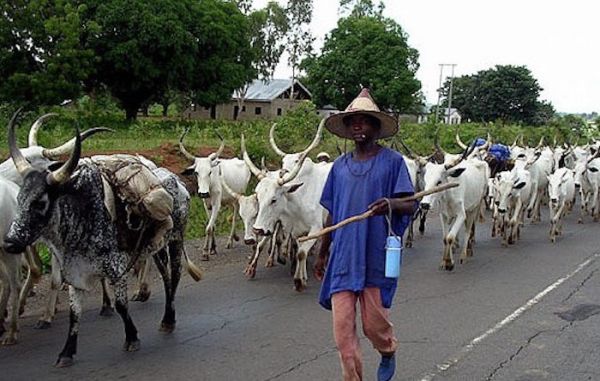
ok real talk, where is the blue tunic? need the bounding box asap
[318,147,415,310]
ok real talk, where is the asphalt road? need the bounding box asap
[2,206,600,381]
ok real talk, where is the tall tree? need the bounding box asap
[441,65,552,125]
[234,1,289,117]
[0,1,96,107]
[302,6,421,113]
[285,0,314,103]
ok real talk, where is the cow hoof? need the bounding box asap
[244,265,257,279]
[578,219,583,224]
[440,263,454,271]
[405,242,413,249]
[99,306,114,317]
[210,249,218,256]
[123,340,141,352]
[132,290,151,303]
[264,259,274,268]
[1,335,17,346]
[233,234,240,242]
[35,320,51,330]
[276,256,286,265]
[159,322,176,333]
[201,254,210,262]
[55,356,74,368]
[293,279,306,292]
[226,241,233,249]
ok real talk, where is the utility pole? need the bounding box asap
[434,63,457,124]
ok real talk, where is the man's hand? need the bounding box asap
[313,255,328,281]
[368,198,390,216]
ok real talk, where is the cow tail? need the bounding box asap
[183,249,203,282]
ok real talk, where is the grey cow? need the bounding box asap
[3,112,194,367]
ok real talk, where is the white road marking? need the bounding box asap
[420,252,600,381]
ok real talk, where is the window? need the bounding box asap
[277,108,282,116]
[255,107,262,115]
[242,106,246,112]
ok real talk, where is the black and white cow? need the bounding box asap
[3,112,194,367]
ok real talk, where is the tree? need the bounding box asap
[0,1,96,107]
[302,7,421,113]
[285,0,314,103]
[234,1,289,117]
[440,65,552,125]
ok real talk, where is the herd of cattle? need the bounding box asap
[1,110,600,367]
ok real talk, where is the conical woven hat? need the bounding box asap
[324,88,398,139]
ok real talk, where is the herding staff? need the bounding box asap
[298,182,459,242]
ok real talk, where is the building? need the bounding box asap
[183,79,312,121]
[442,108,462,124]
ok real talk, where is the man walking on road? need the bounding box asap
[314,88,417,381]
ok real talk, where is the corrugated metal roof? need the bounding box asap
[233,79,311,101]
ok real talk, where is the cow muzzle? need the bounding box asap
[420,203,430,211]
[498,208,506,214]
[244,238,257,245]
[3,236,26,255]
[198,192,210,199]
[252,227,271,236]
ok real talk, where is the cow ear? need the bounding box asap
[514,181,526,189]
[448,167,466,178]
[589,167,599,173]
[181,165,195,176]
[285,183,304,193]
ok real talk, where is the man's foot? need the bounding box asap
[377,353,395,381]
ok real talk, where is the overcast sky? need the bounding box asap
[253,0,599,114]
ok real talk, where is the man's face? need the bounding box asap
[345,114,379,143]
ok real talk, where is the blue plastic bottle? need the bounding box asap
[385,236,402,278]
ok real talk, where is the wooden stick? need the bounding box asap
[298,182,459,243]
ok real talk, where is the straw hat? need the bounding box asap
[324,88,398,140]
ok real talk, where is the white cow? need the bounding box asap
[547,167,576,242]
[584,154,600,221]
[495,163,534,246]
[420,151,488,270]
[246,120,330,291]
[180,130,251,260]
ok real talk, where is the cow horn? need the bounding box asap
[8,108,33,176]
[241,134,265,180]
[535,136,544,149]
[454,128,468,150]
[46,127,81,186]
[300,118,325,156]
[434,127,444,155]
[260,157,268,171]
[219,169,241,200]
[208,132,225,160]
[398,138,417,160]
[42,127,113,159]
[278,151,307,185]
[269,123,287,157]
[179,128,197,161]
[28,113,58,147]
[511,134,520,149]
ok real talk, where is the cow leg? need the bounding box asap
[265,223,282,267]
[0,253,22,345]
[131,259,151,302]
[459,212,476,264]
[153,248,175,332]
[18,246,42,315]
[418,209,428,235]
[55,286,84,368]
[293,239,314,292]
[404,217,415,248]
[509,199,523,244]
[245,237,268,278]
[226,203,239,249]
[99,278,114,316]
[439,214,454,271]
[112,277,140,352]
[36,256,61,329]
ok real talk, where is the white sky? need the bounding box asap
[252,0,599,114]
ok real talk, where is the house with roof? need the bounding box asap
[442,108,462,124]
[183,79,312,121]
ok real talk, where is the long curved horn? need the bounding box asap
[178,128,196,161]
[454,128,468,150]
[511,134,520,149]
[398,138,416,160]
[269,123,287,157]
[219,169,241,200]
[535,136,544,150]
[28,113,58,147]
[46,128,81,186]
[241,134,265,180]
[8,108,33,175]
[260,157,267,171]
[208,132,225,160]
[300,118,325,155]
[42,127,113,159]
